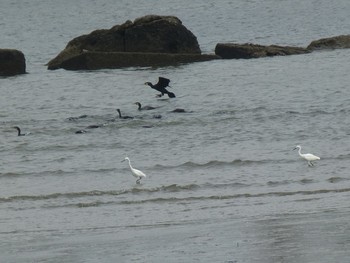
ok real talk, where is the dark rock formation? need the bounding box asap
[307,35,350,50]
[215,43,309,59]
[47,15,207,70]
[0,49,26,76]
[56,51,219,70]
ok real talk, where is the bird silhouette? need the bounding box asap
[145,77,176,98]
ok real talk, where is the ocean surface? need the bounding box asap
[1,1,350,262]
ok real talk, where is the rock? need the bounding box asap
[307,35,350,50]
[215,43,310,59]
[54,51,219,70]
[47,15,206,70]
[0,49,26,76]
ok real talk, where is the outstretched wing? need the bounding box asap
[156,77,170,89]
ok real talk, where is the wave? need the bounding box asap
[0,167,117,179]
[115,187,350,205]
[152,158,286,170]
[0,183,201,203]
[3,179,349,207]
[0,172,23,178]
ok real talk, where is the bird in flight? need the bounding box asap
[145,77,176,98]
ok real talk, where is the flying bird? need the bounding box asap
[293,145,320,167]
[122,157,147,184]
[145,77,176,98]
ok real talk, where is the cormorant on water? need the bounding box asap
[171,108,186,113]
[67,115,88,121]
[75,129,86,134]
[86,124,102,129]
[13,126,28,136]
[117,109,134,119]
[145,77,176,98]
[134,102,156,111]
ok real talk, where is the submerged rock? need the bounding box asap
[215,43,309,59]
[47,15,215,70]
[0,49,26,76]
[307,35,350,50]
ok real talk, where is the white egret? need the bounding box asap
[293,145,320,166]
[122,157,146,184]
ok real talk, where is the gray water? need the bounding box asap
[1,1,350,262]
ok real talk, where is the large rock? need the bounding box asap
[307,35,350,50]
[57,51,219,70]
[215,43,309,59]
[47,15,204,70]
[0,49,26,76]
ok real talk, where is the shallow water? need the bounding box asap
[1,0,350,262]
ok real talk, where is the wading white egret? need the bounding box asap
[293,145,320,166]
[122,157,146,184]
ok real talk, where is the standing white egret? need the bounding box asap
[122,157,146,184]
[293,145,320,166]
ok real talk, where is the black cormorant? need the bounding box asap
[117,109,134,119]
[134,102,156,111]
[86,124,101,129]
[75,130,86,134]
[67,115,88,121]
[145,77,176,98]
[171,108,186,113]
[13,126,27,136]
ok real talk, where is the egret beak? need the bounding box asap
[121,159,125,162]
[293,147,297,150]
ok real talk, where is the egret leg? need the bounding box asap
[308,161,314,167]
[136,178,141,184]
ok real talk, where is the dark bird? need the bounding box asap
[117,109,134,119]
[75,130,86,134]
[134,102,156,111]
[13,126,28,136]
[171,108,186,113]
[145,77,176,98]
[67,115,88,121]
[86,124,102,129]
